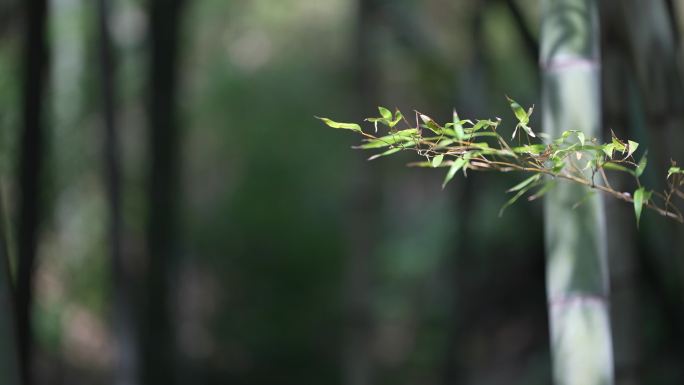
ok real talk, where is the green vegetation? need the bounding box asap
[319,97,684,227]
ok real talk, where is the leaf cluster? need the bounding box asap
[318,98,684,227]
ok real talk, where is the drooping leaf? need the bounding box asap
[602,162,635,176]
[528,181,556,201]
[442,156,468,189]
[432,154,444,168]
[317,117,362,132]
[633,187,652,227]
[519,123,536,138]
[506,174,541,193]
[368,147,403,160]
[635,152,648,177]
[499,179,539,217]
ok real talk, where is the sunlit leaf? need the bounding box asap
[611,137,626,153]
[390,110,404,127]
[316,117,362,132]
[378,106,393,121]
[519,123,536,138]
[506,96,529,124]
[627,140,638,158]
[432,154,444,168]
[602,143,615,158]
[633,187,652,227]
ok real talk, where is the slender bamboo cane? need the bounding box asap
[540,1,614,384]
[0,188,19,384]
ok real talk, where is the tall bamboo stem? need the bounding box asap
[540,1,614,384]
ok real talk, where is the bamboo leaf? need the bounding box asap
[602,162,635,176]
[506,96,529,124]
[442,156,468,189]
[528,181,556,201]
[668,166,683,179]
[378,106,393,120]
[317,117,362,133]
[627,140,638,158]
[512,144,546,155]
[368,147,403,161]
[499,180,539,217]
[636,152,648,177]
[420,114,443,134]
[633,187,652,227]
[390,110,404,127]
[602,143,615,158]
[506,174,541,193]
[452,110,465,140]
[432,154,444,168]
[519,123,536,138]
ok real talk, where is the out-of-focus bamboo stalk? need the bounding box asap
[540,1,614,384]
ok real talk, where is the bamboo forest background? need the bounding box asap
[1,0,684,384]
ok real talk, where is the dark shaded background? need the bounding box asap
[0,0,683,384]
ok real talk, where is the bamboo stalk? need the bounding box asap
[540,0,615,384]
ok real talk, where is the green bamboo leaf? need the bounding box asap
[432,154,444,168]
[512,144,546,155]
[467,132,499,138]
[358,136,414,149]
[506,174,541,193]
[316,117,362,133]
[368,147,403,161]
[378,106,393,120]
[602,143,615,158]
[668,166,683,179]
[452,110,465,140]
[627,140,638,158]
[633,187,652,227]
[635,152,648,177]
[577,132,585,146]
[499,180,539,217]
[602,162,635,176]
[390,110,404,127]
[528,181,556,201]
[420,114,443,134]
[506,96,529,124]
[442,156,468,189]
[519,123,536,138]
